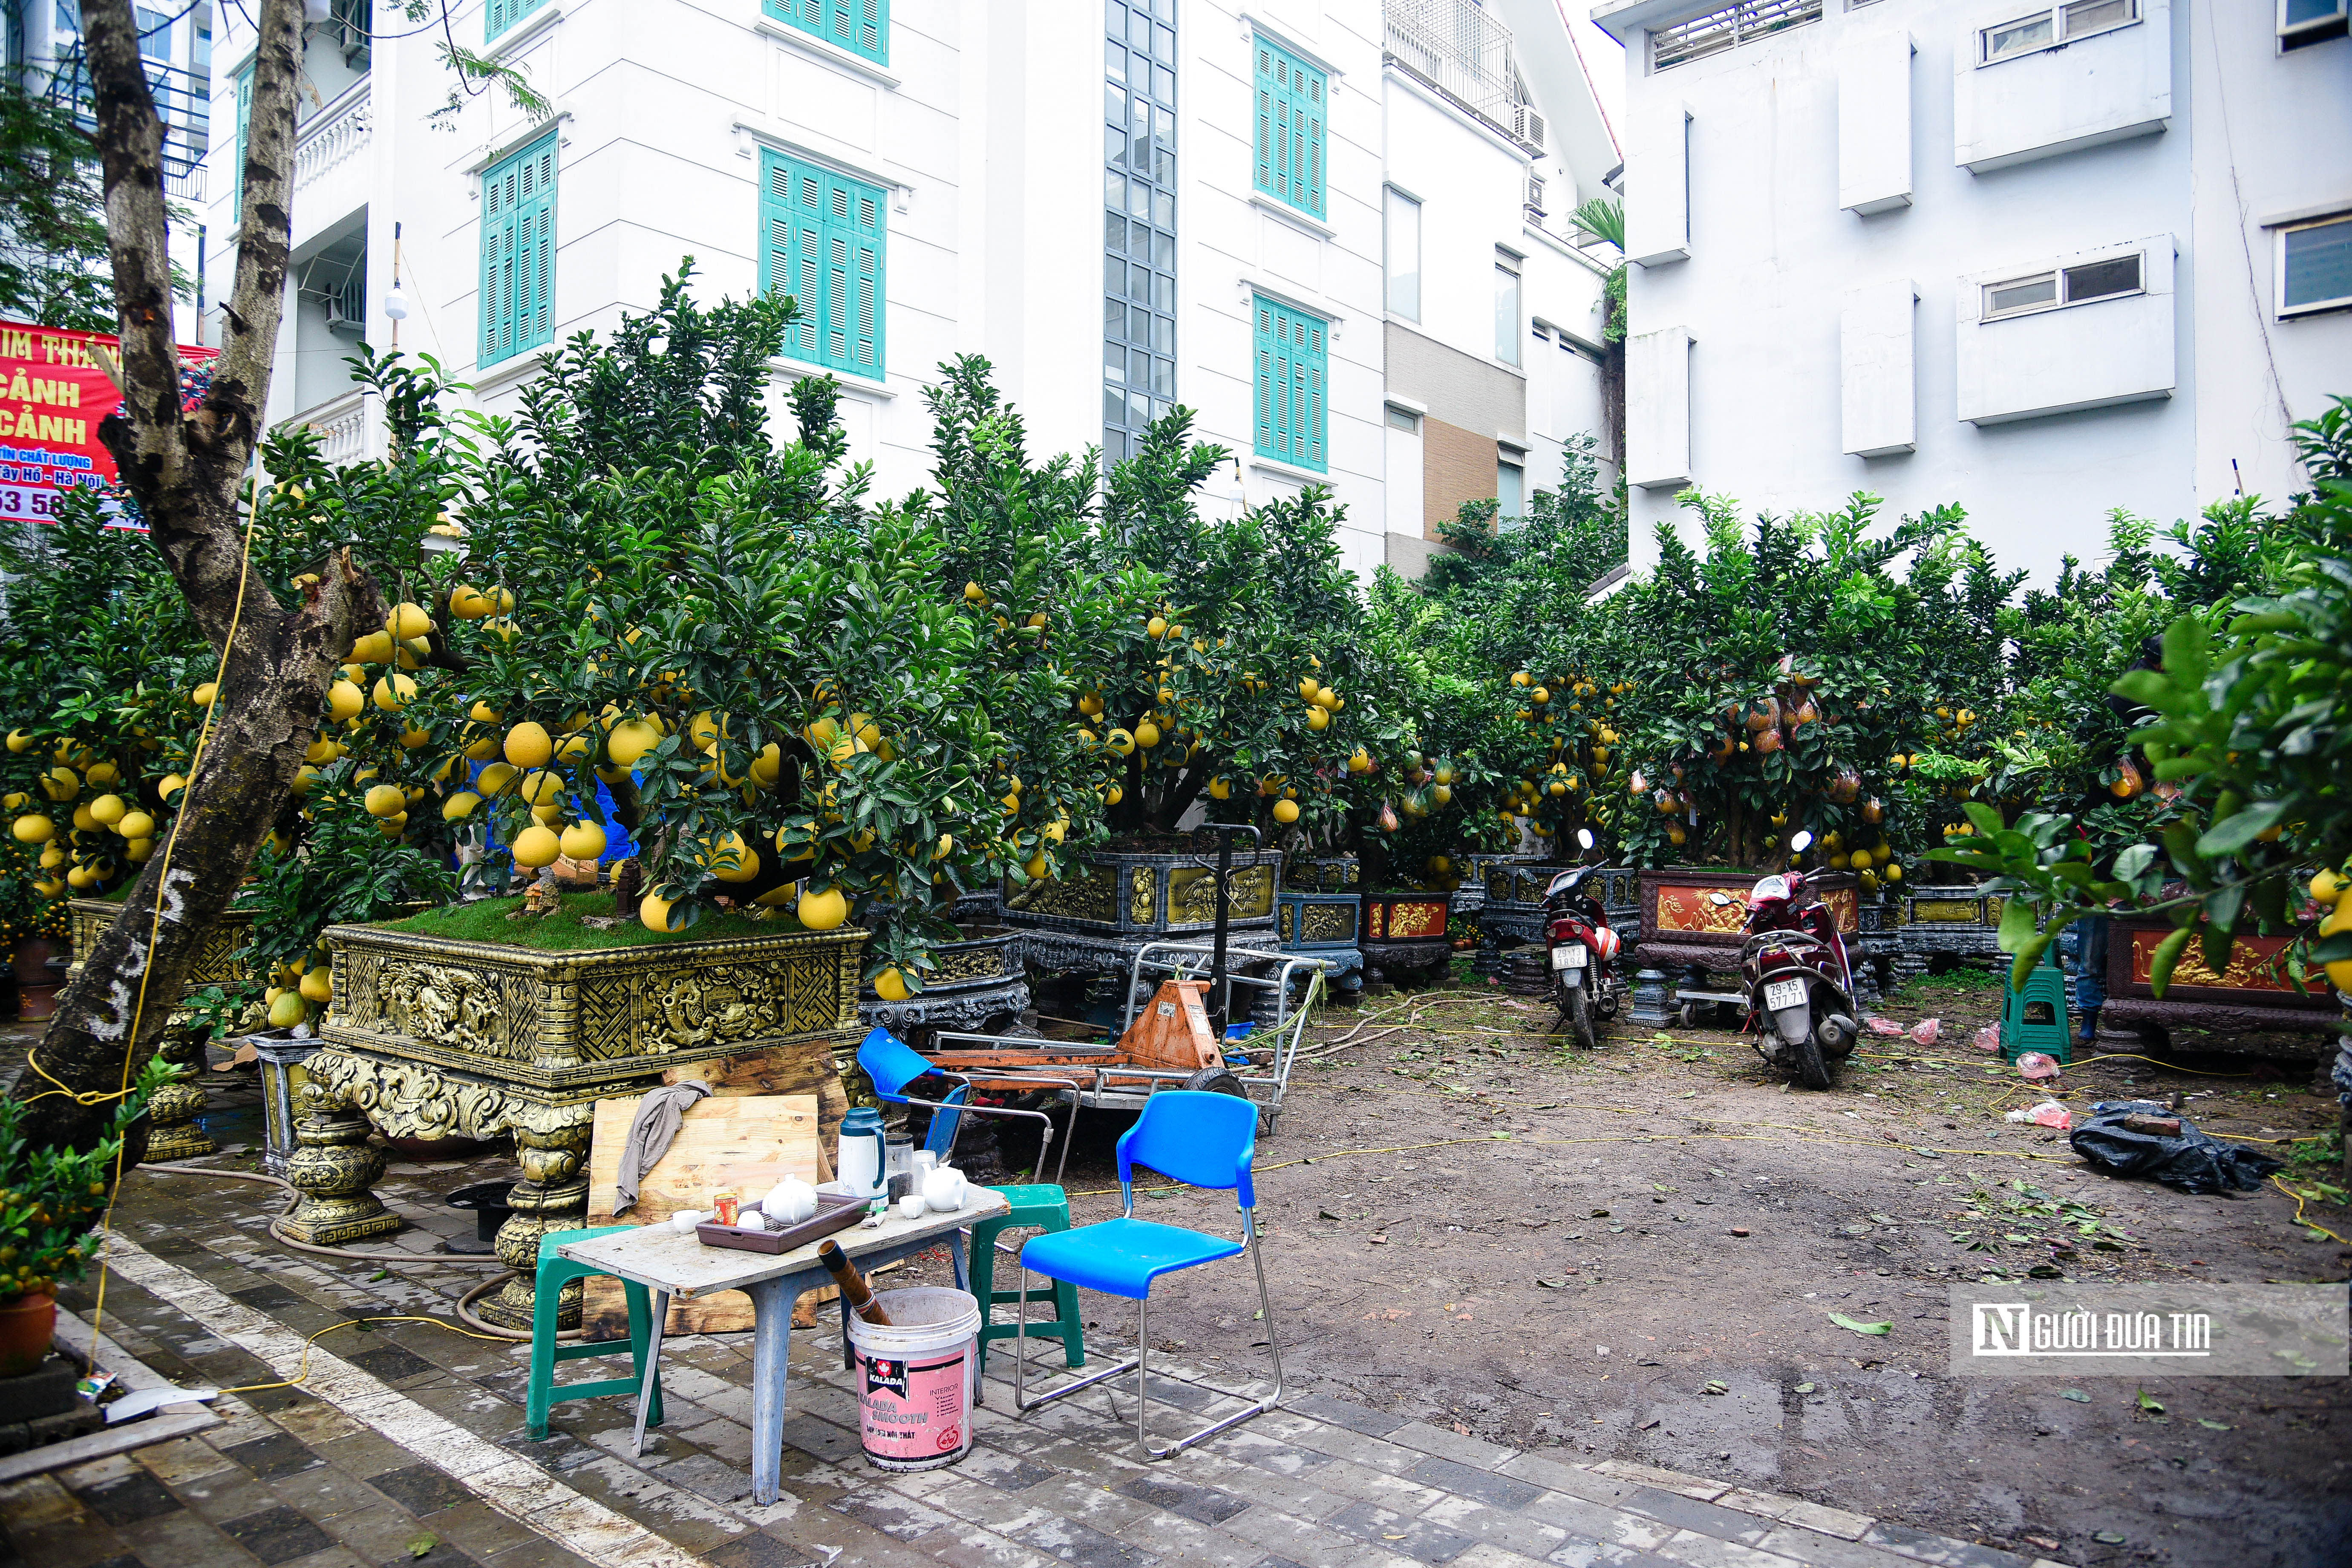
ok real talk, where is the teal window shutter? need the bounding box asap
[1252,35,1326,219]
[480,132,558,367]
[761,0,889,66]
[759,149,886,381]
[232,64,251,219]
[1252,294,1326,473]
[486,0,553,42]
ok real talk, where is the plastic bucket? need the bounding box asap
[847,1286,981,1470]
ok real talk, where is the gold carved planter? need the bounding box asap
[69,897,257,1162]
[308,917,868,1328]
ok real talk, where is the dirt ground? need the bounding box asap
[905,965,2352,1568]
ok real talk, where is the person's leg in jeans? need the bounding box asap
[2073,916,2107,1042]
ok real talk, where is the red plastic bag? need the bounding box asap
[1970,1024,2001,1054]
[1908,1017,1940,1045]
[2016,1051,2063,1082]
[2005,1099,2073,1130]
[1864,1016,1908,1038]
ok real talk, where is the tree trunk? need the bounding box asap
[12,0,384,1154]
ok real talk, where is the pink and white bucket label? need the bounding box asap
[858,1346,970,1464]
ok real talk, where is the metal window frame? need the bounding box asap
[1977,0,2140,67]
[2277,213,2352,318]
[1978,248,2145,322]
[1650,0,1824,73]
[2278,0,2349,46]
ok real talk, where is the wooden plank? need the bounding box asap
[580,1092,822,1339]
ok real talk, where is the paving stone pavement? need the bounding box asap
[0,1158,2064,1568]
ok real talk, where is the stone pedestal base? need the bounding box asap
[281,1083,398,1245]
[1629,968,1672,1027]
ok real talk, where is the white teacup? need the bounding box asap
[669,1210,705,1232]
[897,1193,927,1221]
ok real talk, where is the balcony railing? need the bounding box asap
[42,53,210,186]
[294,81,373,196]
[1383,0,1540,151]
[291,388,379,467]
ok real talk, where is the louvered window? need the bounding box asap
[1252,35,1326,219]
[486,0,551,41]
[762,0,888,66]
[760,150,886,380]
[1253,295,1327,474]
[480,133,557,367]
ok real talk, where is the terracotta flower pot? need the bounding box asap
[0,1287,58,1378]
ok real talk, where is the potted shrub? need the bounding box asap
[0,1059,173,1376]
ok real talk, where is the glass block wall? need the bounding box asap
[1103,0,1177,464]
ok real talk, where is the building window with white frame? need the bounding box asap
[1384,187,1420,321]
[2279,213,2352,317]
[1495,251,1521,367]
[1496,456,1524,522]
[1978,0,2138,65]
[1980,251,2142,320]
[2279,0,2348,49]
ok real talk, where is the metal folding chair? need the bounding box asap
[855,1026,1078,1186]
[1011,1090,1283,1459]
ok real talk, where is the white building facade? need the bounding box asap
[191,0,1616,587]
[1592,0,2352,581]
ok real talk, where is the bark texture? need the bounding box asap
[13,0,383,1152]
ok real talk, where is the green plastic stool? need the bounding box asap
[970,1184,1085,1387]
[525,1225,666,1440]
[2000,943,2072,1065]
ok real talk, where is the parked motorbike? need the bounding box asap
[1709,832,1857,1089]
[1544,829,1625,1050]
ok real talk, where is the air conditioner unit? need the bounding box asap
[1513,103,1545,150]
[325,273,366,337]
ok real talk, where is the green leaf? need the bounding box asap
[2196,799,2291,858]
[1961,801,2006,838]
[406,1532,438,1559]
[2197,1418,2232,1430]
[2008,931,2057,994]
[1995,895,2038,954]
[2148,925,2194,998]
[2136,1388,2165,1414]
[2161,613,2210,687]
[1826,1311,1891,1336]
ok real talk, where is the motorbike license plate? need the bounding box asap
[1551,945,1587,970]
[1764,978,1807,1012]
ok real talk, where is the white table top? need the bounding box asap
[554,1190,1009,1299]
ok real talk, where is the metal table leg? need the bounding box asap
[746,1277,799,1508]
[631,1290,669,1457]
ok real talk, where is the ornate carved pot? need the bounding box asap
[859,926,1030,1041]
[1635,866,1860,985]
[309,916,867,1328]
[1000,838,1285,1011]
[1467,856,1640,978]
[2098,913,2341,1061]
[1363,891,1454,986]
[1275,856,1363,1000]
[1894,882,2005,982]
[70,897,257,1160]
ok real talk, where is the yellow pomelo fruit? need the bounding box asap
[470,700,502,724]
[606,719,660,768]
[192,681,218,708]
[1306,706,1330,731]
[477,762,519,794]
[385,602,435,640]
[88,793,127,826]
[2311,868,2350,905]
[327,680,364,722]
[267,992,308,1029]
[374,673,417,711]
[640,892,685,934]
[364,784,407,818]
[872,967,910,1001]
[464,732,499,761]
[699,832,760,883]
[504,722,553,767]
[12,814,55,843]
[299,967,334,1004]
[3,729,29,753]
[559,821,608,861]
[399,726,431,749]
[797,884,850,931]
[1273,798,1300,824]
[442,791,482,821]
[517,769,565,806]
[84,760,118,785]
[1134,721,1162,749]
[116,810,155,839]
[449,584,493,619]
[511,824,562,868]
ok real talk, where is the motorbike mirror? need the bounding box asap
[1708,891,1732,906]
[1788,830,1814,853]
[1577,828,1596,850]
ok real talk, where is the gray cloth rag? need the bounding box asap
[614,1081,712,1216]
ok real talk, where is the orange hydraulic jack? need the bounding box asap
[927,978,1236,1097]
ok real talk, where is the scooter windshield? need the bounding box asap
[1748,875,1791,904]
[1546,869,1587,899]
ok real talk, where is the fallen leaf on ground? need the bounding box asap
[2136,1388,2165,1414]
[1826,1311,1891,1336]
[2060,1389,2091,1402]
[2197,1418,2231,1430]
[406,1534,438,1559]
[1702,1380,1729,1395]
[1792,1382,1816,1393]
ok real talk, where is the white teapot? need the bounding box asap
[763,1176,819,1224]
[922,1165,968,1214]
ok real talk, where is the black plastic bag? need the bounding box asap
[2068,1099,2285,1195]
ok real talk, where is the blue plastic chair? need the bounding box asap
[855,1026,1075,1185]
[1011,1090,1284,1460]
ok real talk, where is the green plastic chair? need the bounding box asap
[2000,943,2072,1065]
[525,1225,666,1440]
[970,1184,1084,1390]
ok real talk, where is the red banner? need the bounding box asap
[0,320,216,527]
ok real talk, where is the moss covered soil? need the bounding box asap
[372,892,807,951]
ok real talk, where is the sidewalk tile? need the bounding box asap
[1404,1455,1544,1511]
[1387,1427,1514,1470]
[1616,1489,1771,1545]
[1285,1395,1409,1438]
[1586,1465,1726,1503]
[1858,1524,2033,1568]
[1324,1498,1478,1565]
[1777,1503,1872,1542]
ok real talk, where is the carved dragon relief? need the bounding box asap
[382,961,520,1060]
[308,1048,597,1145]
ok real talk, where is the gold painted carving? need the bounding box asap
[382,961,521,1061]
[1005,865,1118,924]
[1170,865,1273,922]
[1303,904,1356,943]
[1131,868,1157,925]
[1912,899,1983,924]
